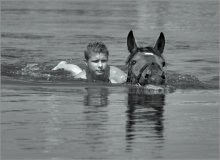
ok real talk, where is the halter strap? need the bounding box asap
[136,63,149,83]
[127,63,149,84]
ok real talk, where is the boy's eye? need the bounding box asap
[92,60,99,63]
[91,60,107,63]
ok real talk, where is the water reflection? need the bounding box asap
[126,87,165,152]
[83,87,109,154]
[84,87,109,107]
[39,94,64,154]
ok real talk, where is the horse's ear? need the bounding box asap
[127,30,138,54]
[154,32,165,54]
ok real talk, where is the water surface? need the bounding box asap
[1,0,219,159]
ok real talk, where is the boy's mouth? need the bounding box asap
[96,70,104,74]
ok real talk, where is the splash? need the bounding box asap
[1,62,75,82]
[166,71,217,89]
[1,62,217,91]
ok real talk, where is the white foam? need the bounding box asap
[144,52,154,56]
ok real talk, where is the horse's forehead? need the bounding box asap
[135,52,157,61]
[134,52,163,68]
[141,46,162,57]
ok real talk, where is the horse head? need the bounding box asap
[126,30,166,86]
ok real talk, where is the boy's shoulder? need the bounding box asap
[109,66,127,84]
[73,66,127,84]
[74,70,87,79]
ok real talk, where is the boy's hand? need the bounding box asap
[52,61,67,70]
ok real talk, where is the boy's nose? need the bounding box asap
[98,61,103,67]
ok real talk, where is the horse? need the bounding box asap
[126,30,166,86]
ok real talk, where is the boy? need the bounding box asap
[52,42,126,83]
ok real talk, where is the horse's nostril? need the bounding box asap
[161,75,166,79]
[145,74,149,78]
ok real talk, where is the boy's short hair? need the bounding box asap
[84,42,109,60]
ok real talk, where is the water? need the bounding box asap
[1,0,219,159]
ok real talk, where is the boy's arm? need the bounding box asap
[52,61,82,76]
[109,66,127,84]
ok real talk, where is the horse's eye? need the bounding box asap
[162,62,165,67]
[131,60,136,65]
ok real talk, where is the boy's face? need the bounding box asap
[86,52,109,77]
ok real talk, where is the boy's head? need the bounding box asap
[84,42,110,81]
[84,42,109,60]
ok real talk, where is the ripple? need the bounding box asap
[2,32,54,40]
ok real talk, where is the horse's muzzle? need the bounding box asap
[138,74,166,86]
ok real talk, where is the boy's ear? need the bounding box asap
[84,59,88,66]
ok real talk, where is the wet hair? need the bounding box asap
[84,42,109,60]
